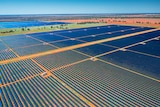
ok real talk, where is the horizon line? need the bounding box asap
[0,13,160,16]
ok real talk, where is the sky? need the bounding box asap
[0,0,160,14]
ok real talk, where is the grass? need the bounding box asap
[0,23,106,36]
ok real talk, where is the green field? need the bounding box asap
[0,23,106,36]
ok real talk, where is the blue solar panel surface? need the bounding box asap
[0,21,69,28]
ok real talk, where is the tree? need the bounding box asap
[22,28,25,31]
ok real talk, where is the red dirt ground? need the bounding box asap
[56,18,160,28]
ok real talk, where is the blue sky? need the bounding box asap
[0,0,160,14]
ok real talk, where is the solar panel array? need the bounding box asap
[0,21,69,29]
[0,24,160,107]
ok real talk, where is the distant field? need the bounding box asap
[0,23,106,36]
[55,18,160,28]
